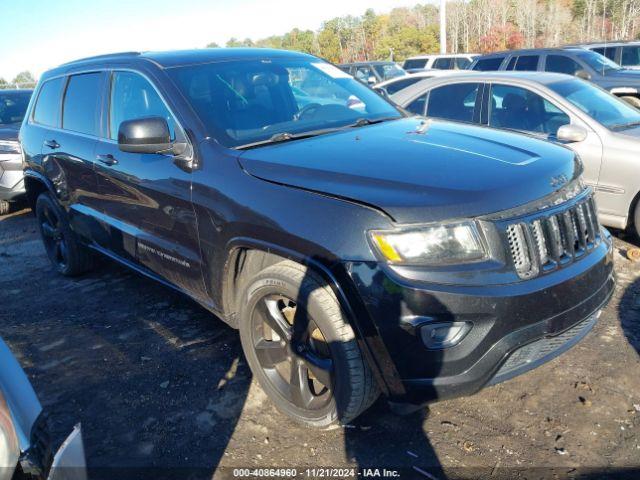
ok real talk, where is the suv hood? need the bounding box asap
[237,118,579,224]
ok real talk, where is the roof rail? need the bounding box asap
[59,51,141,67]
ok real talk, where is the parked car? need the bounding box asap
[392,71,640,238]
[338,61,407,85]
[373,70,472,96]
[22,49,614,427]
[0,89,32,215]
[0,337,86,480]
[574,41,640,71]
[469,47,640,107]
[402,54,478,73]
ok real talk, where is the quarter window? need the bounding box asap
[426,83,480,123]
[545,55,582,75]
[406,94,427,115]
[62,73,103,136]
[455,57,472,69]
[109,71,176,141]
[33,77,64,127]
[489,84,569,136]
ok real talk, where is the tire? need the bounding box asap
[0,200,10,216]
[633,200,640,241]
[621,95,640,109]
[35,192,94,276]
[238,260,379,428]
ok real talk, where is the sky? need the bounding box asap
[2,0,427,81]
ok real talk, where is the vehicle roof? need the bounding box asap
[572,41,640,48]
[0,89,33,94]
[391,71,576,102]
[405,53,478,60]
[475,47,586,58]
[45,48,314,77]
[339,61,397,66]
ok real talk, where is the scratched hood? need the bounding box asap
[238,118,579,224]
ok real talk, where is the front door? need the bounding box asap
[94,70,206,299]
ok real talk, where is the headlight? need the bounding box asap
[0,141,21,155]
[369,221,486,265]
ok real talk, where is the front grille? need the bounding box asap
[493,313,597,381]
[505,196,601,279]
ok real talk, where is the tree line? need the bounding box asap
[208,0,640,63]
[0,71,36,89]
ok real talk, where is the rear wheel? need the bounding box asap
[35,193,94,276]
[238,261,378,428]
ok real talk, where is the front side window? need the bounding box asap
[548,78,640,130]
[514,55,540,71]
[62,73,103,136]
[621,46,640,67]
[427,83,480,123]
[0,91,32,127]
[354,66,374,82]
[489,84,569,136]
[455,57,472,69]
[33,77,64,127]
[169,58,401,148]
[109,71,176,141]
[472,57,505,71]
[545,55,582,75]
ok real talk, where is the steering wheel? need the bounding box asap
[295,103,322,121]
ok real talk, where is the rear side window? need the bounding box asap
[427,83,480,123]
[621,46,640,67]
[404,59,428,70]
[33,77,64,127]
[472,57,505,71]
[433,57,454,69]
[593,46,617,62]
[109,71,176,141]
[545,55,582,75]
[62,73,103,136]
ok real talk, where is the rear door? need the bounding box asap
[38,73,104,240]
[93,70,206,298]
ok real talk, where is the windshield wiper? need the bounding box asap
[610,120,640,131]
[235,127,344,150]
[347,116,400,128]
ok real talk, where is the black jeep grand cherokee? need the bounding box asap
[21,49,614,427]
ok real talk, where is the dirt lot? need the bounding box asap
[1,208,639,480]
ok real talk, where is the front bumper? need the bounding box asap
[346,231,615,405]
[0,153,25,201]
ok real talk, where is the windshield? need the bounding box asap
[0,91,31,127]
[574,50,621,73]
[374,63,406,80]
[169,58,401,148]
[548,78,640,129]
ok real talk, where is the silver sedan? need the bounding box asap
[392,72,640,238]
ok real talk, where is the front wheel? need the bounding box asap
[238,261,378,428]
[35,193,94,276]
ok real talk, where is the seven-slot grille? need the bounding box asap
[505,196,601,279]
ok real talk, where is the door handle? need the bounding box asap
[44,139,60,149]
[96,154,118,166]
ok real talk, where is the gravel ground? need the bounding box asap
[1,208,639,480]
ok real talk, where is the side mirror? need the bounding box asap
[575,70,592,81]
[557,124,588,143]
[118,117,176,154]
